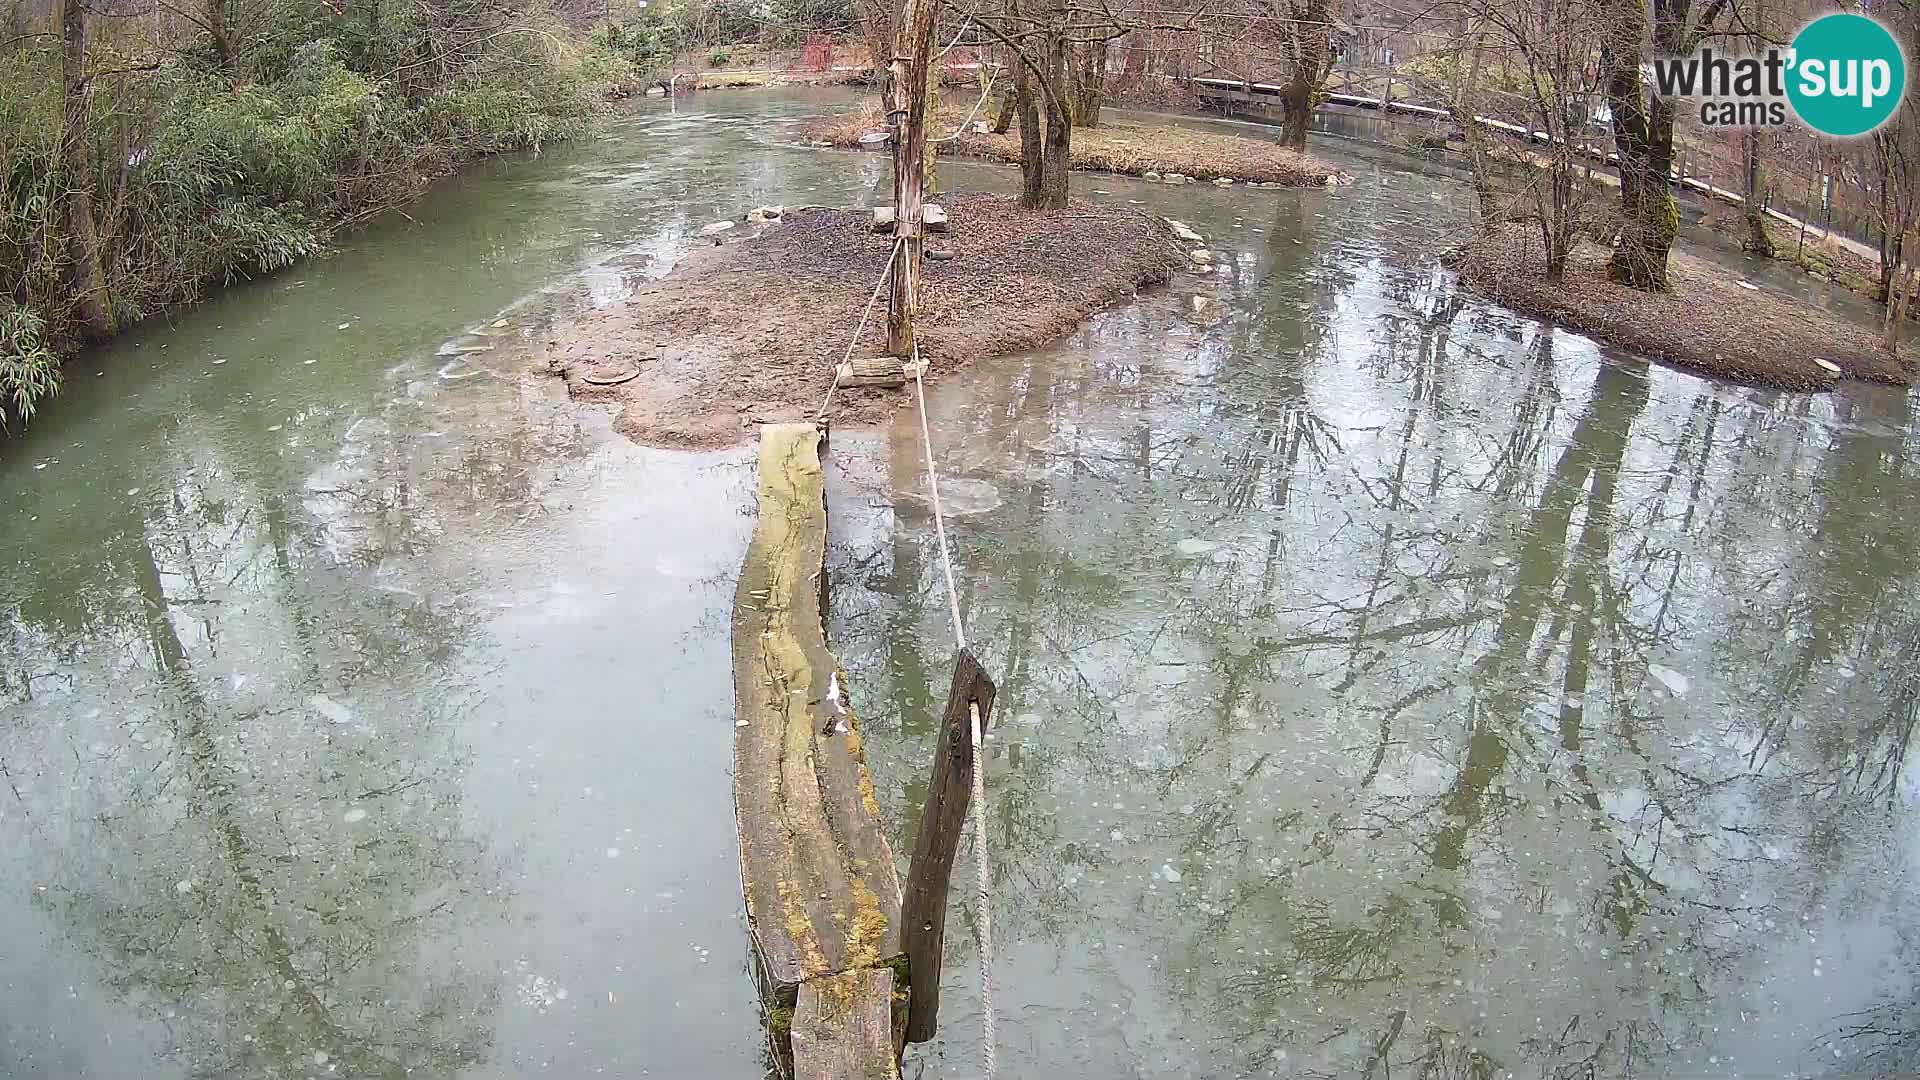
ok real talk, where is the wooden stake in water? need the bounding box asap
[901,648,996,1043]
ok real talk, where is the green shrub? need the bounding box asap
[0,302,58,429]
[771,0,855,37]
[708,48,731,67]
[0,5,620,428]
[593,17,673,77]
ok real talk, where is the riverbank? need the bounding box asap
[1,27,621,430]
[539,194,1183,447]
[807,100,1343,187]
[1453,225,1913,389]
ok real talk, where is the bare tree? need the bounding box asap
[1449,0,1607,279]
[1598,0,1740,290]
[60,0,113,338]
[1866,4,1919,305]
[1272,0,1338,149]
[1741,129,1774,256]
[959,0,1217,207]
[857,0,894,74]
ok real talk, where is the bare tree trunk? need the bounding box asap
[1034,29,1072,209]
[1013,18,1045,206]
[1742,129,1773,257]
[1875,133,1904,302]
[206,0,233,68]
[1075,38,1106,128]
[1278,0,1332,151]
[989,80,1015,133]
[1886,257,1915,354]
[1452,26,1498,229]
[924,70,939,195]
[61,0,114,340]
[886,0,936,356]
[1602,2,1675,291]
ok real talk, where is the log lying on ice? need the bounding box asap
[732,422,904,1079]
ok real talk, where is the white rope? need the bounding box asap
[815,236,908,422]
[967,700,995,1080]
[909,343,994,1079]
[935,15,975,61]
[909,341,968,654]
[938,69,998,144]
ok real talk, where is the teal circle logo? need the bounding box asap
[1787,13,1906,137]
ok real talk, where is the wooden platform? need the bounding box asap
[732,423,904,1079]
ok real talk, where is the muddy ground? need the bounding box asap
[1454,225,1914,390]
[539,194,1185,447]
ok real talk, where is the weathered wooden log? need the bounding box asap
[733,423,905,1047]
[900,648,997,1043]
[792,969,902,1080]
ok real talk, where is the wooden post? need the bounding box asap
[886,0,938,357]
[900,648,997,1044]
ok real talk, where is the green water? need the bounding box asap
[841,139,1920,1079]
[4,88,1917,1080]
[0,89,883,1079]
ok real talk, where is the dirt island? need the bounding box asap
[538,193,1186,447]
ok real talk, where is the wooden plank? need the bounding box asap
[837,356,907,389]
[792,970,901,1080]
[733,423,905,1005]
[900,649,996,1043]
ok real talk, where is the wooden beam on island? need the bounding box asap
[732,422,905,1080]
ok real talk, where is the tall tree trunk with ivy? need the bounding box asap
[1601,0,1676,289]
[1033,25,1072,209]
[1278,0,1333,151]
[1603,0,1732,290]
[61,0,114,340]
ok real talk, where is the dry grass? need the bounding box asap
[807,98,1342,187]
[1454,224,1913,390]
[691,68,873,90]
